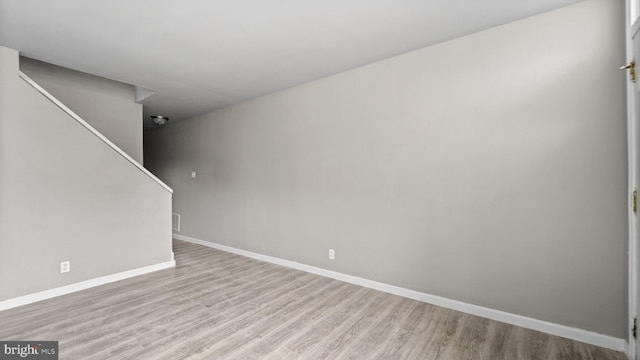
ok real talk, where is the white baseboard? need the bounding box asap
[0,260,176,312]
[174,234,626,352]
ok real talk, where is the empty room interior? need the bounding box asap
[0,0,638,359]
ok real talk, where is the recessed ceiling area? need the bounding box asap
[0,0,582,128]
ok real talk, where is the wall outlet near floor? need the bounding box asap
[60,261,70,273]
[328,249,335,260]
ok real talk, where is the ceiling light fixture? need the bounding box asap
[151,115,169,126]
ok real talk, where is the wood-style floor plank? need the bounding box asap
[0,240,628,360]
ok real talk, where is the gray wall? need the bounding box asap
[20,57,144,163]
[0,46,173,301]
[145,0,627,337]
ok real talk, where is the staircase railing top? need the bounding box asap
[19,71,173,194]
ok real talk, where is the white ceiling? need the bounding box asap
[0,0,581,128]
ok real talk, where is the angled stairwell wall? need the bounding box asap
[0,46,174,304]
[19,57,144,164]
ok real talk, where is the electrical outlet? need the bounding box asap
[191,171,197,179]
[60,261,70,273]
[328,249,335,260]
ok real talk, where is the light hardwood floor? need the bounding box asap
[0,240,628,359]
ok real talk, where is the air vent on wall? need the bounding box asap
[172,213,181,232]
